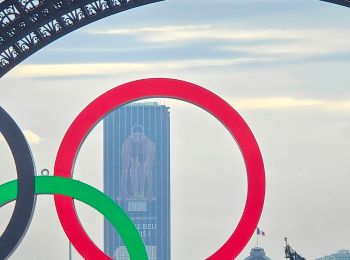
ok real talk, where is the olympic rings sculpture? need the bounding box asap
[0,176,148,260]
[0,107,36,259]
[0,78,265,259]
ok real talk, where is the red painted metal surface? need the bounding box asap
[54,78,265,259]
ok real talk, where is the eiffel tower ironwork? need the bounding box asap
[0,0,349,78]
[0,0,163,77]
[321,0,350,8]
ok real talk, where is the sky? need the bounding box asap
[1,0,350,259]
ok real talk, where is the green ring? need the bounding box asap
[0,176,148,260]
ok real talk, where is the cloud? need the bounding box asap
[23,130,43,145]
[88,25,299,43]
[153,97,350,112]
[229,97,350,111]
[21,25,350,70]
[9,63,149,78]
[8,57,271,78]
[88,25,350,59]
[0,130,43,145]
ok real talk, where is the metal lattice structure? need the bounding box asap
[0,0,349,78]
[322,0,350,8]
[0,0,163,77]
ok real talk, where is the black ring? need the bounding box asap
[41,169,50,176]
[0,107,36,259]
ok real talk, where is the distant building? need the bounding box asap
[244,247,272,260]
[104,102,170,260]
[316,250,350,260]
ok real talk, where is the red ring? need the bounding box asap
[54,78,265,260]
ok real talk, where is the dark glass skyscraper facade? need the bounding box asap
[104,102,170,260]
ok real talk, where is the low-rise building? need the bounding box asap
[244,247,272,260]
[316,250,350,260]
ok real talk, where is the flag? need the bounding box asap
[257,227,265,236]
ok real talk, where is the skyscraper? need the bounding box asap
[104,102,170,260]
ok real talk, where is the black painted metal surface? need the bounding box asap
[0,106,36,260]
[321,0,350,8]
[0,0,163,78]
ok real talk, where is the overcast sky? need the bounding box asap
[1,0,350,259]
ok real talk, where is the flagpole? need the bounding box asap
[69,241,72,260]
